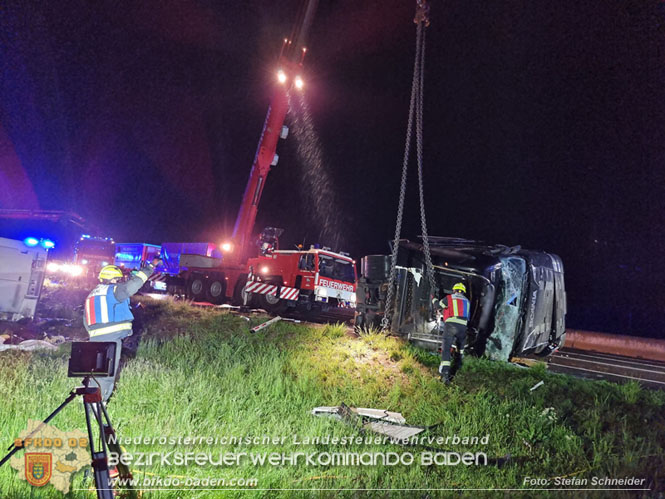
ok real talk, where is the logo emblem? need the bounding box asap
[25,453,52,487]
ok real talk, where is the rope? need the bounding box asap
[382,2,435,330]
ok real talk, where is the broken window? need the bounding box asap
[484,256,527,361]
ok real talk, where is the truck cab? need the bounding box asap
[74,235,116,282]
[240,247,356,318]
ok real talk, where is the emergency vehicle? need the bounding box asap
[114,243,162,270]
[154,0,357,318]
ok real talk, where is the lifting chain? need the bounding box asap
[382,0,436,331]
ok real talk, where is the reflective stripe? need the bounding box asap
[445,317,468,325]
[136,271,149,283]
[88,297,96,324]
[85,298,91,324]
[440,361,451,366]
[99,295,109,323]
[88,323,132,337]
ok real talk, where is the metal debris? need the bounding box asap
[312,403,426,440]
[250,316,282,333]
[312,406,406,424]
[530,380,545,392]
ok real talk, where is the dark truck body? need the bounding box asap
[355,238,566,361]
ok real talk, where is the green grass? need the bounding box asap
[1,297,664,497]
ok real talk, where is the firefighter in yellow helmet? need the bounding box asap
[432,282,470,384]
[83,258,161,402]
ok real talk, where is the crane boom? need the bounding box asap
[231,0,319,261]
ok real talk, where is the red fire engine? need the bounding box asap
[163,0,357,317]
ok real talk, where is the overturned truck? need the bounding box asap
[355,238,566,361]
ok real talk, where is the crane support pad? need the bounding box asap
[245,281,300,301]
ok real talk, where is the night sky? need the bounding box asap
[1,1,664,336]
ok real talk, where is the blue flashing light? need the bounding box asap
[24,237,39,247]
[41,239,55,249]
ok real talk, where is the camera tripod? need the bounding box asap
[0,377,134,499]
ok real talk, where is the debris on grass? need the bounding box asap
[530,380,545,391]
[251,316,283,333]
[312,402,426,440]
[0,338,58,352]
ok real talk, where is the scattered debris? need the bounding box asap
[250,316,282,333]
[312,406,407,424]
[0,338,58,352]
[312,403,426,440]
[45,335,67,345]
[530,380,545,392]
[510,357,543,368]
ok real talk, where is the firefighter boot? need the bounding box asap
[450,345,464,380]
[438,361,451,384]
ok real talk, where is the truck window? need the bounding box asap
[318,255,355,283]
[299,254,315,271]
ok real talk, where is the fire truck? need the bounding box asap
[158,0,357,317]
[0,209,114,281]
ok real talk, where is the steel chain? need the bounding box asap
[415,28,438,296]
[381,18,426,331]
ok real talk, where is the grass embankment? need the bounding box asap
[0,298,664,497]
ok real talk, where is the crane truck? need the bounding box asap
[156,0,357,318]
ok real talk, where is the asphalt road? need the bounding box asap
[548,348,665,389]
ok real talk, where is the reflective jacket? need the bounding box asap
[441,292,470,325]
[84,264,154,337]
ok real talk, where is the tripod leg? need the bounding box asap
[98,403,136,497]
[0,390,78,468]
[84,401,114,499]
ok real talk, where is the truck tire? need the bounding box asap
[233,275,254,307]
[187,276,206,300]
[257,279,288,314]
[206,279,226,304]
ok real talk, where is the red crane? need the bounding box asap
[230,0,318,262]
[163,0,357,320]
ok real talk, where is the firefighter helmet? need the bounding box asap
[452,282,466,294]
[99,265,123,282]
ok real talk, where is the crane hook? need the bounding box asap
[414,0,430,27]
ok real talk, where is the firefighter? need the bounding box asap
[83,258,161,402]
[433,282,470,383]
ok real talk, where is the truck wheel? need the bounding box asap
[258,285,288,314]
[233,275,253,306]
[206,279,225,304]
[187,276,206,300]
